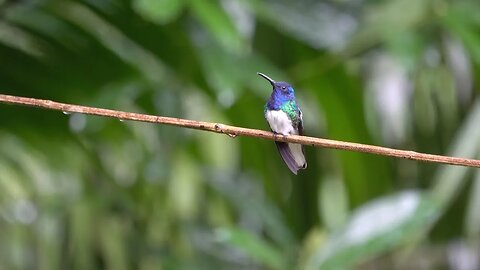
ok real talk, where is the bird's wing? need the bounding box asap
[297,110,306,160]
[297,110,304,135]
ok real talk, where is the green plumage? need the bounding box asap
[281,100,299,126]
[264,100,300,126]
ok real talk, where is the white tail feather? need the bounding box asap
[288,143,306,168]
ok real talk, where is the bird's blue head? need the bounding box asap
[257,72,295,98]
[257,72,296,109]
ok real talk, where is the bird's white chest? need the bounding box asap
[265,110,296,135]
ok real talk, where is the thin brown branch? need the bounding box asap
[1,93,480,168]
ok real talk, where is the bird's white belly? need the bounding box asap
[265,110,296,135]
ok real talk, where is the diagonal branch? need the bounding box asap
[1,93,480,168]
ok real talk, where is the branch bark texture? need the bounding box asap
[1,94,480,168]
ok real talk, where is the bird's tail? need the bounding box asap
[275,142,307,175]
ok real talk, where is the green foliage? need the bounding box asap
[1,0,480,269]
[305,191,439,270]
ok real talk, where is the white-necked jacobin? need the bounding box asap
[257,72,307,174]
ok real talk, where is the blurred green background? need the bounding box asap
[1,0,480,269]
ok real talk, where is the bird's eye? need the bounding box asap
[282,86,286,90]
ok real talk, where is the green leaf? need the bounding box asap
[0,21,45,58]
[431,99,480,208]
[133,0,185,24]
[308,68,392,206]
[99,217,128,270]
[304,191,439,270]
[189,0,246,54]
[442,1,480,63]
[414,66,458,136]
[319,176,349,231]
[344,0,430,56]
[465,169,480,239]
[216,227,286,269]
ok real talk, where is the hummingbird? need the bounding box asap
[257,72,307,174]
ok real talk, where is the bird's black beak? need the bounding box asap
[257,72,275,86]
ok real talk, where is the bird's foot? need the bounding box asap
[272,131,288,140]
